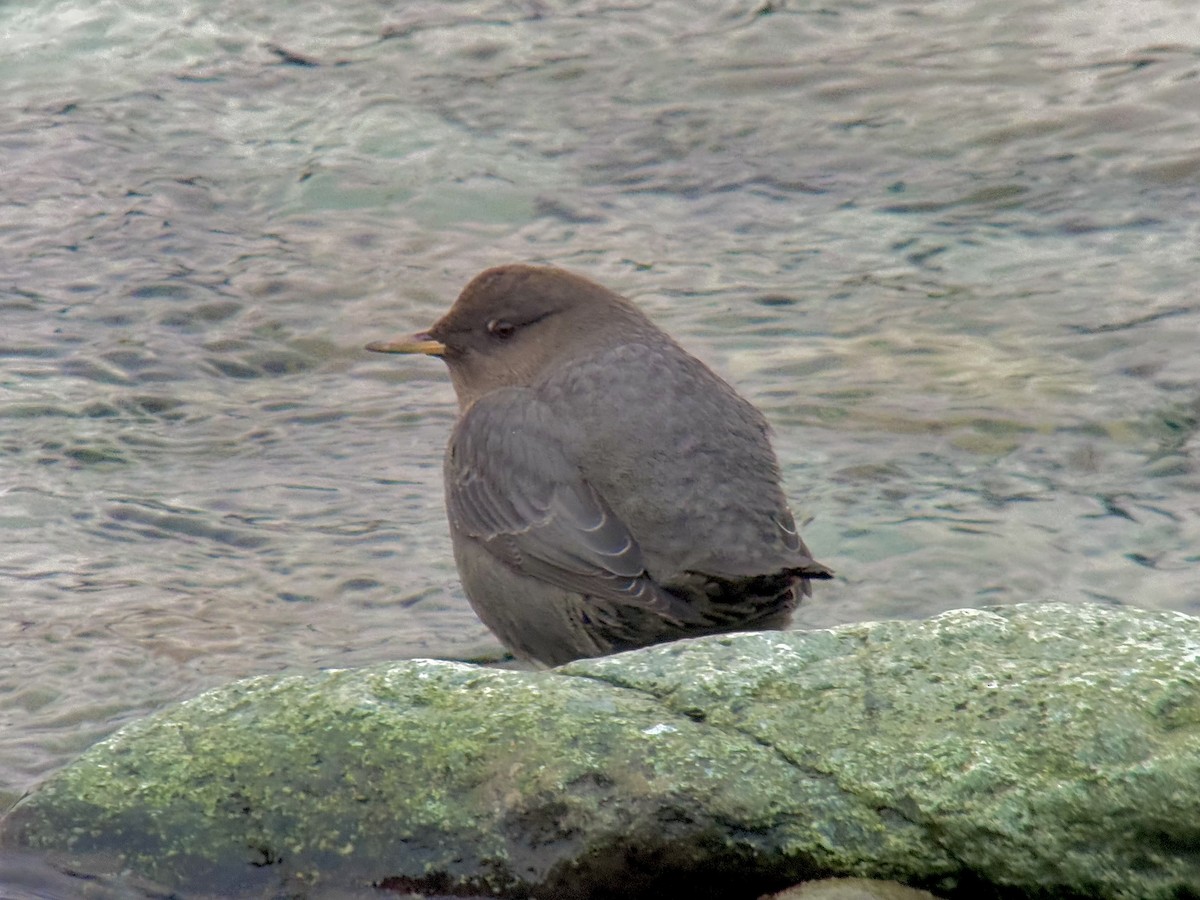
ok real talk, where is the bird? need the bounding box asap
[366,264,832,666]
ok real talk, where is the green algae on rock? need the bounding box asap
[5,602,1200,898]
[1,661,929,897]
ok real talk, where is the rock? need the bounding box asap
[763,878,942,900]
[4,602,1200,899]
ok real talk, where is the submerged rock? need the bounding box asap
[4,602,1200,898]
[763,878,942,900]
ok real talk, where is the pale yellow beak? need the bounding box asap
[365,333,447,356]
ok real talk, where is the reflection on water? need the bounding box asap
[0,847,393,899]
[2,0,1199,844]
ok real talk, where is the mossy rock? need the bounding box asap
[5,602,1200,898]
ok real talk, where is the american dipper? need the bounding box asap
[366,264,832,666]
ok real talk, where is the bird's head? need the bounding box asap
[367,264,655,409]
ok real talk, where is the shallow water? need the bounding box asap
[2,0,1199,868]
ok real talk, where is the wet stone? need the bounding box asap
[4,602,1200,898]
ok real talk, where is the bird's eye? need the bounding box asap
[487,319,516,339]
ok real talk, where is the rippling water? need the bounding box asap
[3,0,1199,865]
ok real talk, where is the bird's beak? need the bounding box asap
[365,332,447,356]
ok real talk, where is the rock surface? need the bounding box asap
[4,602,1200,898]
[764,879,942,900]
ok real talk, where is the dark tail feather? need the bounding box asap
[791,559,833,599]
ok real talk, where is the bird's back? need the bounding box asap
[537,334,805,585]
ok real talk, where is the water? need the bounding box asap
[2,0,1199,878]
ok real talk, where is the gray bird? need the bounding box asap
[366,264,832,666]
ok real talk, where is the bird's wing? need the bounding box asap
[445,390,698,622]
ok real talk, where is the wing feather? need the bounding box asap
[445,390,699,622]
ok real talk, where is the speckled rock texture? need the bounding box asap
[763,878,942,900]
[4,602,1200,899]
